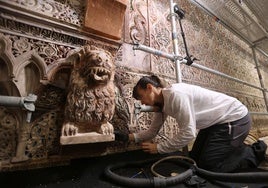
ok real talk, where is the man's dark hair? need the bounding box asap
[132,75,163,100]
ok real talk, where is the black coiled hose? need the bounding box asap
[104,156,268,188]
[196,167,268,183]
[104,157,193,188]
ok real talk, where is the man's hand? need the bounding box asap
[141,142,158,154]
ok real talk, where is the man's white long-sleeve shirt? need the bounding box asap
[133,83,248,153]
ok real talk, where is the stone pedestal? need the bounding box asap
[84,0,127,40]
[60,132,115,145]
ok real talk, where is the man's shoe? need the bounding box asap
[259,136,268,162]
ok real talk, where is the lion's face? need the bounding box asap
[80,49,114,85]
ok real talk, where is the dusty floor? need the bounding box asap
[0,150,268,188]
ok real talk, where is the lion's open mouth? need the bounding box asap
[87,67,111,82]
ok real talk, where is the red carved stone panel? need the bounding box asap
[84,0,127,40]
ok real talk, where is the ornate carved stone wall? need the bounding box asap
[118,0,268,146]
[0,0,267,171]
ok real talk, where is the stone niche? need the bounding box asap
[84,0,127,40]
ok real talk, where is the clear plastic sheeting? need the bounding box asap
[190,0,268,57]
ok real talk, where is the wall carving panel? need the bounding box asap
[0,16,86,46]
[128,0,149,46]
[0,107,18,161]
[0,0,267,171]
[149,1,176,76]
[0,0,121,170]
[4,0,84,26]
[26,110,63,159]
[121,0,268,150]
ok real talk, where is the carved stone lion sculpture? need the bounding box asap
[61,45,115,144]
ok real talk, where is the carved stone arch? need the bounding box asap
[0,34,16,79]
[0,81,20,97]
[11,51,47,96]
[46,62,72,89]
[0,59,20,96]
[13,50,48,82]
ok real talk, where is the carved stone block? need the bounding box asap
[61,45,116,144]
[60,132,114,145]
[84,0,127,40]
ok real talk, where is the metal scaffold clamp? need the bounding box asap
[0,94,37,123]
[185,55,200,66]
[173,3,199,66]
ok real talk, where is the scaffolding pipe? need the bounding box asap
[189,0,268,61]
[0,94,37,122]
[252,48,268,112]
[186,61,264,91]
[231,0,268,38]
[133,43,179,61]
[133,44,268,115]
[134,103,161,114]
[133,43,265,92]
[250,112,268,116]
[189,0,252,47]
[169,0,182,83]
[132,2,268,116]
[256,47,268,59]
